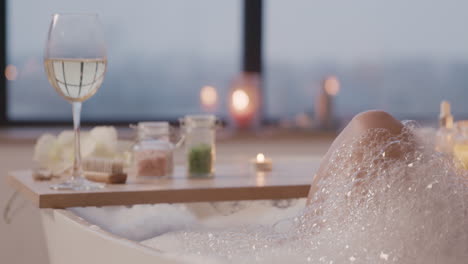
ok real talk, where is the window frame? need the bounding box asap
[0,0,263,127]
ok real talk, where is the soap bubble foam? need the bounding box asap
[144,123,468,263]
[70,204,197,241]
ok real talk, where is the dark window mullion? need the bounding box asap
[242,0,262,73]
[242,0,264,121]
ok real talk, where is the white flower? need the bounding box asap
[89,126,118,157]
[34,133,58,167]
[33,127,120,173]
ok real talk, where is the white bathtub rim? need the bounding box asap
[43,209,190,257]
[42,208,231,264]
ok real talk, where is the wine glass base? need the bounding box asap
[50,177,105,191]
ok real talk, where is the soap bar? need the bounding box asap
[84,171,127,184]
[82,157,124,174]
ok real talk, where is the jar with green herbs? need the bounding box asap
[181,115,216,178]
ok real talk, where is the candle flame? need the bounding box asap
[256,153,265,163]
[232,89,250,111]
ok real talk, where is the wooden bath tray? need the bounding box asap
[7,157,320,208]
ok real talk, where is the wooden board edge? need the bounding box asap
[38,185,311,209]
[6,171,40,207]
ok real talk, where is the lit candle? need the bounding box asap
[256,171,266,186]
[252,153,272,171]
[232,89,250,113]
[228,73,260,129]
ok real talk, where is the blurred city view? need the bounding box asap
[265,59,468,121]
[7,0,468,123]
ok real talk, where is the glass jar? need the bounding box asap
[132,122,174,178]
[181,115,217,178]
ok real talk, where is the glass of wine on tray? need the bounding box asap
[44,13,107,190]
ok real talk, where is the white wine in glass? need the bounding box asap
[44,14,107,190]
[44,58,107,102]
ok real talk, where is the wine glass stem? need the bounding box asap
[72,102,82,180]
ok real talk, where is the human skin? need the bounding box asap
[307,110,405,205]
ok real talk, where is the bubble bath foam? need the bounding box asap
[143,122,468,264]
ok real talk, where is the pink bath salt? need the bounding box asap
[134,149,169,177]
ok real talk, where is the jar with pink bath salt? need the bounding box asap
[132,122,174,178]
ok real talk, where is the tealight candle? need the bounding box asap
[252,153,272,171]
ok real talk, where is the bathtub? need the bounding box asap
[40,199,306,264]
[40,209,182,264]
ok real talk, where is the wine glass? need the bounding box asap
[44,13,107,190]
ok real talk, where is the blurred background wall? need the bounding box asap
[0,140,49,264]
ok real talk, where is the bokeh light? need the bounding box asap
[5,64,18,81]
[232,89,250,111]
[200,85,218,108]
[324,76,340,96]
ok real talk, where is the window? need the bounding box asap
[265,0,468,120]
[6,0,241,121]
[4,0,468,125]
